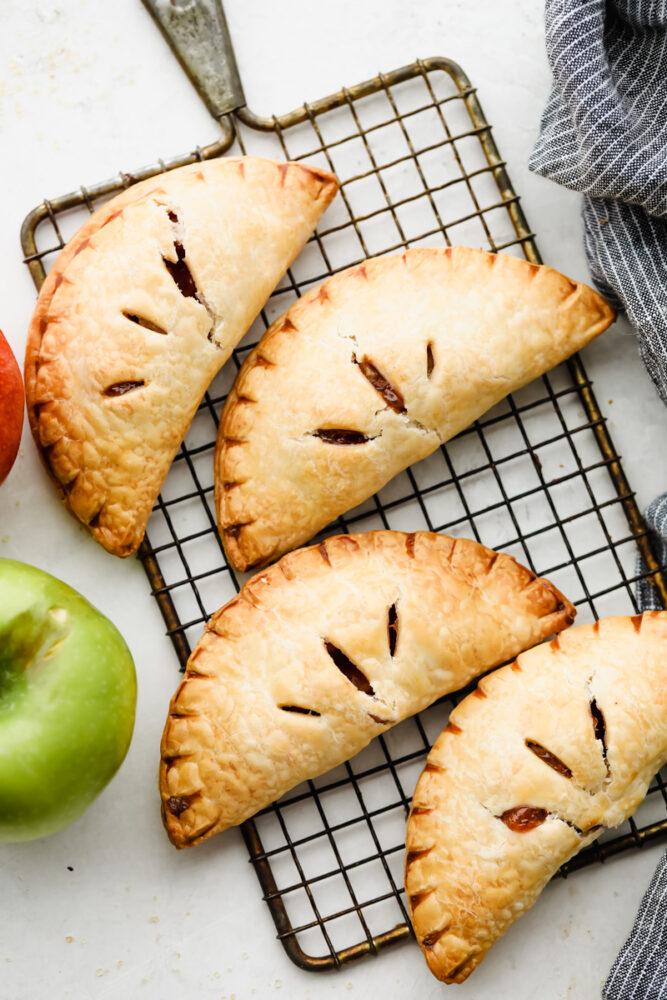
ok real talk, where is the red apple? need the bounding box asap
[0,329,23,484]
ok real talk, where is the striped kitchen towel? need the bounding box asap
[529,0,667,404]
[604,852,667,1000]
[530,3,667,997]
[637,495,667,612]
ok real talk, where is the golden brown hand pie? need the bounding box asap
[216,247,615,571]
[159,530,575,848]
[406,612,667,984]
[25,156,338,556]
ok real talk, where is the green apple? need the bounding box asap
[0,559,136,842]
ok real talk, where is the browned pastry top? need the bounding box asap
[406,612,667,983]
[25,156,338,556]
[159,530,575,848]
[216,246,614,571]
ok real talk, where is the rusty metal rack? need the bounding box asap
[21,1,667,974]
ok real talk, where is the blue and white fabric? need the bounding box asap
[529,0,667,404]
[530,2,667,996]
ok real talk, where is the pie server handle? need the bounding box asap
[140,0,246,120]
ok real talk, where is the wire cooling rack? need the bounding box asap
[22,56,667,972]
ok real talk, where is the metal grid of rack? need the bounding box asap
[22,56,667,972]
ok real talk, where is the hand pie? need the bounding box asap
[406,612,667,984]
[159,530,575,847]
[25,157,338,556]
[216,247,615,571]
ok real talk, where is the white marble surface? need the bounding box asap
[1,1,666,998]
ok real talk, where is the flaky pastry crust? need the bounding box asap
[159,530,575,848]
[406,612,667,984]
[215,247,615,571]
[25,156,338,556]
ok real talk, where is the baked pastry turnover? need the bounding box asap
[25,156,338,556]
[216,247,615,571]
[406,612,667,984]
[159,530,575,847]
